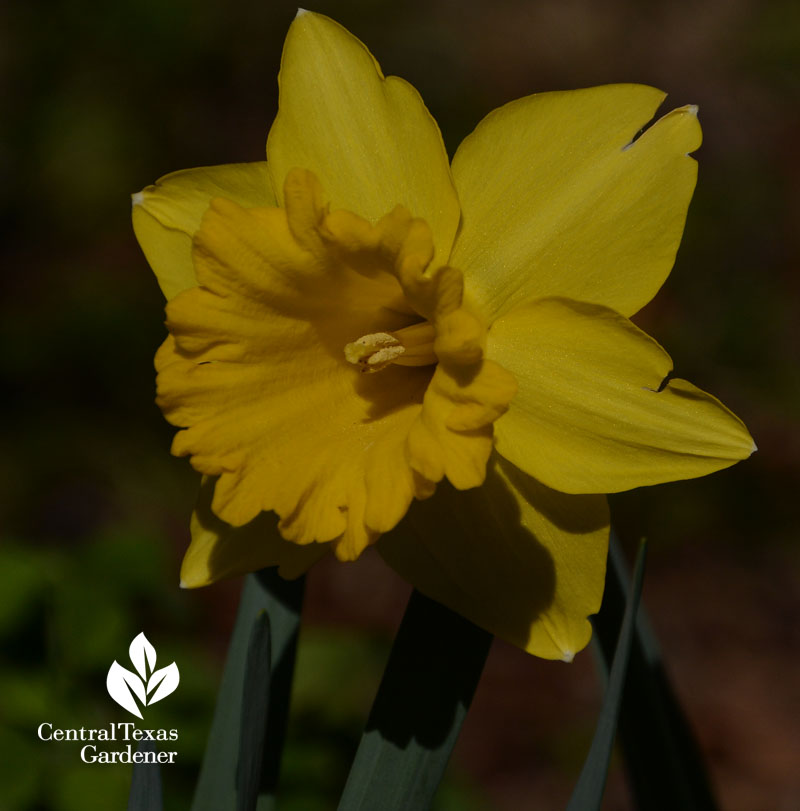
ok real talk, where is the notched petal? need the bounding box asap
[489,297,755,494]
[450,84,702,320]
[622,102,702,157]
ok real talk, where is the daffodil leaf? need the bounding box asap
[566,539,646,811]
[592,530,718,810]
[128,739,163,811]
[191,569,304,811]
[338,590,492,811]
[237,610,272,811]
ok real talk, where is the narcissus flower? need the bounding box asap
[133,11,754,660]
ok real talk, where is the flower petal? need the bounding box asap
[488,297,755,493]
[449,85,701,322]
[180,477,329,587]
[132,162,274,299]
[378,454,609,660]
[158,173,434,562]
[266,11,459,268]
[406,359,517,489]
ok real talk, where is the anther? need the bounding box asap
[344,321,437,373]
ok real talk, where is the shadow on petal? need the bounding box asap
[380,453,609,662]
[379,466,541,655]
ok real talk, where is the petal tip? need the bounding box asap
[179,566,207,589]
[295,7,309,17]
[560,650,575,663]
[131,190,145,208]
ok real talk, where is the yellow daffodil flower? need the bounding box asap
[132,11,754,660]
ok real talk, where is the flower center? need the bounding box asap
[156,168,519,565]
[344,321,437,373]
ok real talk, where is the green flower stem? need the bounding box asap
[192,569,304,811]
[338,590,492,811]
[592,530,718,811]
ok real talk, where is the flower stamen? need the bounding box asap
[345,321,437,372]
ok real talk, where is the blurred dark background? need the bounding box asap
[1,0,798,808]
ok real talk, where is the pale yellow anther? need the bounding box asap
[345,332,405,372]
[344,321,438,373]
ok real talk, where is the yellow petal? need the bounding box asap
[488,297,755,493]
[158,173,434,562]
[132,162,274,300]
[449,85,701,322]
[378,454,609,660]
[180,477,329,587]
[266,11,459,268]
[406,359,517,489]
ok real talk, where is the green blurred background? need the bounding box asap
[1,0,798,808]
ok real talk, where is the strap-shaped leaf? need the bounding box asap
[192,569,304,811]
[592,530,718,810]
[567,540,647,811]
[127,739,163,811]
[338,590,492,811]
[237,610,272,811]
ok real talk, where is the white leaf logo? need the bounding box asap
[129,632,156,680]
[106,633,180,718]
[148,663,180,705]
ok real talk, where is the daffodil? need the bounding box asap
[133,11,754,660]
